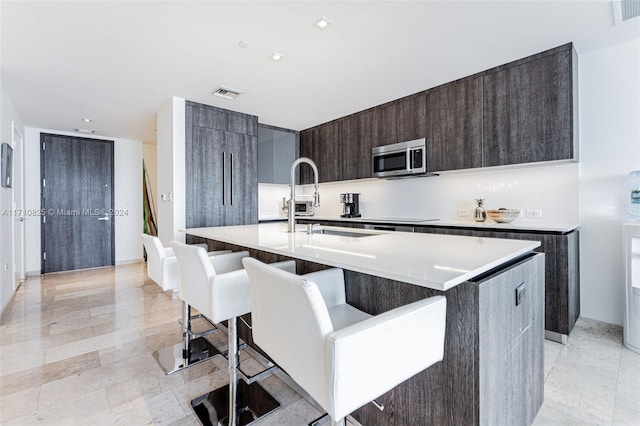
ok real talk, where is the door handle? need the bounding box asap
[98,216,109,221]
[230,152,233,206]
[222,152,226,206]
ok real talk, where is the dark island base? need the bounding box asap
[188,235,544,426]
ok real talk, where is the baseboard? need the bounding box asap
[115,258,145,266]
[26,270,42,277]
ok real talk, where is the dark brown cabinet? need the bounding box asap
[301,92,426,184]
[299,43,576,182]
[416,225,580,337]
[185,101,258,231]
[483,46,575,167]
[426,76,483,172]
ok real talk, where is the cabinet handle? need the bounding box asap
[222,152,226,205]
[406,148,411,171]
[230,152,233,206]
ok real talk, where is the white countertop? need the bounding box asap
[298,216,578,233]
[183,222,540,291]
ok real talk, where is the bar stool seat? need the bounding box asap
[242,258,447,426]
[172,242,296,426]
[142,233,234,375]
[141,233,230,296]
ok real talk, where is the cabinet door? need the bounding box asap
[185,126,226,228]
[224,133,258,226]
[318,120,342,183]
[396,92,426,142]
[299,128,318,185]
[426,77,483,172]
[478,254,545,426]
[371,102,398,148]
[483,49,573,166]
[341,114,372,181]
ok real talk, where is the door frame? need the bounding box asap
[40,133,115,273]
[12,123,25,287]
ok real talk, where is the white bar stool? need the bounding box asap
[141,233,231,374]
[242,258,447,426]
[172,242,296,425]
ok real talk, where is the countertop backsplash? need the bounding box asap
[259,161,579,228]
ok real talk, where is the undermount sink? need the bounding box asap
[312,228,380,238]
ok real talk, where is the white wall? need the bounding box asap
[156,97,185,246]
[23,128,144,273]
[260,162,580,228]
[0,82,25,315]
[143,143,158,220]
[578,37,640,326]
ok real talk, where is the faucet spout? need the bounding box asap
[288,158,320,233]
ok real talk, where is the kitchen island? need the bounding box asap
[185,222,545,426]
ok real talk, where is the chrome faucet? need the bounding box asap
[288,158,320,233]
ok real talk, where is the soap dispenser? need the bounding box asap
[474,199,487,222]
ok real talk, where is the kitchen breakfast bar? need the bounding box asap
[184,222,544,426]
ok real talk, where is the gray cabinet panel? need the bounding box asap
[185,126,226,228]
[223,133,257,226]
[426,76,483,172]
[478,254,544,426]
[483,48,574,166]
[185,101,258,229]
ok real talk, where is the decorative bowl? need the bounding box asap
[486,209,520,223]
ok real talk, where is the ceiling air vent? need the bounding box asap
[212,85,244,100]
[614,0,640,23]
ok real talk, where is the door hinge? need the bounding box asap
[42,178,46,188]
[43,252,47,261]
[43,216,46,224]
[42,142,45,151]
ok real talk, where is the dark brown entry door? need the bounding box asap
[41,134,114,273]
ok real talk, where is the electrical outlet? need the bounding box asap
[457,209,470,217]
[526,209,543,218]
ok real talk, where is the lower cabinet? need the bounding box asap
[476,254,545,425]
[298,219,579,338]
[416,226,580,337]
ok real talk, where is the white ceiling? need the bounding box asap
[0,1,635,143]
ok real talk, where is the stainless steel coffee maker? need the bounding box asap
[340,193,361,218]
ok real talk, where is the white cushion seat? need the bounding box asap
[141,233,230,293]
[242,258,447,425]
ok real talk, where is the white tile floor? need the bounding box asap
[1,263,639,425]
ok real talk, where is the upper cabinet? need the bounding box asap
[483,46,576,167]
[426,76,483,172]
[300,43,577,183]
[300,92,426,184]
[257,125,299,185]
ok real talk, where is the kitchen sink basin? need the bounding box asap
[313,228,380,238]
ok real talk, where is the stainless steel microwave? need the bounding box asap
[372,139,426,178]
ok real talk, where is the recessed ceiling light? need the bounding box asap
[82,118,92,123]
[74,128,94,134]
[271,52,285,61]
[315,17,333,29]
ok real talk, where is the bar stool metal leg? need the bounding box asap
[152,301,221,375]
[191,316,280,425]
